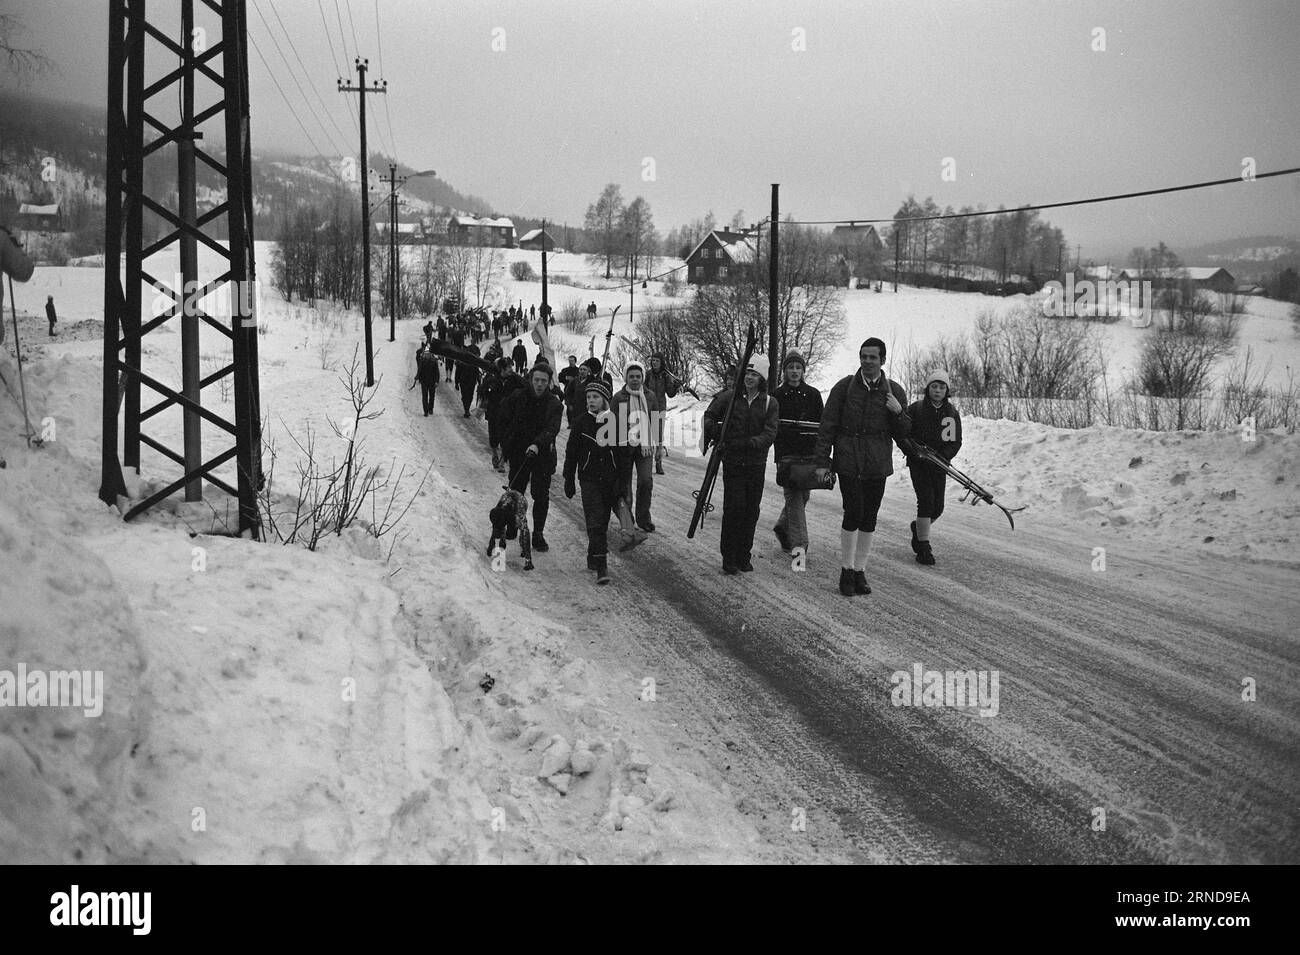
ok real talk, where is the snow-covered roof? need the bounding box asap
[1118,267,1232,281]
[450,214,514,229]
[18,203,59,215]
[684,229,758,265]
[518,228,554,243]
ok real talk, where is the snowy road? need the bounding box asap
[420,383,1300,864]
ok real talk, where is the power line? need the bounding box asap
[250,1,347,158]
[346,0,362,65]
[248,34,328,164]
[374,0,399,164]
[783,166,1300,226]
[264,0,353,153]
[318,0,360,140]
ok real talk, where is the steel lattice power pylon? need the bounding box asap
[99,0,262,537]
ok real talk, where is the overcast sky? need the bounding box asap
[6,0,1299,259]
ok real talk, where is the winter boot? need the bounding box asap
[910,520,920,555]
[839,568,856,596]
[532,530,549,553]
[916,541,935,566]
[595,556,610,585]
[853,570,872,594]
[773,524,791,553]
[618,527,648,552]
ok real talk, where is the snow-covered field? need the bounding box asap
[2,243,1297,863]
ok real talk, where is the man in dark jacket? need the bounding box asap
[481,357,526,470]
[645,353,681,475]
[413,344,441,416]
[499,364,564,552]
[900,369,963,566]
[455,341,482,417]
[512,338,528,375]
[557,355,582,392]
[46,296,57,336]
[813,337,911,597]
[610,360,660,532]
[563,360,592,426]
[702,354,779,574]
[771,350,824,556]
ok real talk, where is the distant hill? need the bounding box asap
[1177,235,1300,282]
[0,88,536,245]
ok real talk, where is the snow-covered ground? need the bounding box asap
[2,243,1297,863]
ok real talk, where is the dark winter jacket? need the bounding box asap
[813,372,911,479]
[703,387,779,467]
[499,385,563,469]
[557,364,581,389]
[511,343,528,366]
[904,398,962,463]
[456,351,482,387]
[480,369,526,418]
[563,410,622,488]
[563,373,591,424]
[414,348,441,385]
[609,384,661,455]
[644,357,680,412]
[772,381,824,460]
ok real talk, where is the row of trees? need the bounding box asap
[891,196,1069,285]
[583,183,658,280]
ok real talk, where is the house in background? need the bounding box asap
[517,227,556,252]
[16,202,61,232]
[685,229,756,284]
[829,222,885,286]
[448,214,515,248]
[1117,266,1236,294]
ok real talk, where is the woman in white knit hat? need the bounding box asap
[902,369,963,565]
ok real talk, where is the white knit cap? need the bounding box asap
[745,354,770,381]
[926,368,952,391]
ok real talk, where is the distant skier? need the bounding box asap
[45,296,57,336]
[813,337,911,597]
[771,350,824,557]
[901,369,962,566]
[702,355,779,574]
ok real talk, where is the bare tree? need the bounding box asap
[0,11,54,79]
[584,182,625,279]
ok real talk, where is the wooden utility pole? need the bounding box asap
[540,217,548,326]
[380,164,404,341]
[893,228,900,292]
[338,58,386,385]
[768,184,778,361]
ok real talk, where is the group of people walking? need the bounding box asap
[416,324,963,595]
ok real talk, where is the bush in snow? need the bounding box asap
[510,260,535,282]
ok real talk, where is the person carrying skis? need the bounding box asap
[563,379,643,585]
[812,337,911,597]
[499,363,563,552]
[644,353,681,475]
[455,340,482,418]
[900,369,962,566]
[413,343,441,416]
[611,360,660,532]
[772,350,824,557]
[702,354,779,574]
